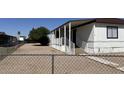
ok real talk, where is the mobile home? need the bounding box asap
[49,18,124,54]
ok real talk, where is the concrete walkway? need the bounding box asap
[14,43,64,54]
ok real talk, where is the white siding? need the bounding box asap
[76,23,95,53]
[94,23,124,53]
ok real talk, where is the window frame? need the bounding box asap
[107,26,118,39]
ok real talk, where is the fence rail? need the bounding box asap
[0,53,124,74]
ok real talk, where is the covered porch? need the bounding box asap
[50,19,95,54]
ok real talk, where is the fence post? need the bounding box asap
[0,52,2,59]
[52,55,54,74]
[7,47,8,54]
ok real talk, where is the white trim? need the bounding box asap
[59,28,61,46]
[64,25,66,51]
[69,22,71,51]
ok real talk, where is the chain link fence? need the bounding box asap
[0,42,24,61]
[0,42,24,55]
[0,54,124,74]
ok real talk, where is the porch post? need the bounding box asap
[64,25,66,51]
[69,22,71,52]
[59,28,61,46]
[52,31,54,46]
[54,30,56,46]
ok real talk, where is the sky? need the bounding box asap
[0,18,80,37]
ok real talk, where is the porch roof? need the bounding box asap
[51,18,124,32]
[52,18,95,32]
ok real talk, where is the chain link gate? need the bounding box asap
[0,54,124,74]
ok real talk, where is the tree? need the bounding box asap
[28,27,50,45]
[17,31,21,35]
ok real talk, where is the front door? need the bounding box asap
[72,29,78,47]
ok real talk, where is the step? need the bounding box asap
[75,48,86,55]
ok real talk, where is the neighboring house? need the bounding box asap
[49,18,124,54]
[17,32,26,42]
[18,36,26,42]
[0,32,17,47]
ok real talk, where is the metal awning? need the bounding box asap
[52,19,95,32]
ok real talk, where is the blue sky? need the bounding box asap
[0,18,80,37]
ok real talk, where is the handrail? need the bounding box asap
[66,38,75,55]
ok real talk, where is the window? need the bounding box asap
[107,26,118,39]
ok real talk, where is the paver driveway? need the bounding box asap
[0,43,123,74]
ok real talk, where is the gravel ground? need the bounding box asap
[98,52,124,68]
[54,56,124,74]
[0,43,123,74]
[101,55,124,68]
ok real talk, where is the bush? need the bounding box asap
[28,27,50,45]
[39,36,50,46]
